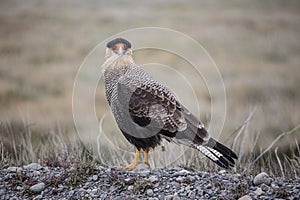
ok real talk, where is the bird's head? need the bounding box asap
[105,38,132,59]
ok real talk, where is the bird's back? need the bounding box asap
[102,37,237,169]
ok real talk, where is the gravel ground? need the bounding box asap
[0,163,299,200]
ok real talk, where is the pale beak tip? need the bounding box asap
[118,47,123,55]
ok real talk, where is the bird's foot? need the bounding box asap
[117,161,150,171]
[117,149,150,171]
[125,162,139,170]
[116,163,138,170]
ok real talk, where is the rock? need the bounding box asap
[260,183,270,192]
[33,194,43,200]
[16,186,23,191]
[171,181,180,188]
[148,175,158,183]
[32,170,41,177]
[184,185,191,191]
[128,185,134,190]
[271,183,279,189]
[178,187,184,193]
[30,182,45,193]
[133,163,150,174]
[1,164,299,199]
[187,175,196,182]
[91,188,98,195]
[175,177,184,183]
[109,185,117,192]
[206,183,212,189]
[164,194,181,200]
[23,163,42,170]
[105,168,111,173]
[187,190,196,198]
[6,166,22,173]
[164,195,173,200]
[254,188,263,196]
[147,189,154,196]
[92,175,98,181]
[0,189,5,196]
[218,170,226,174]
[179,191,187,197]
[172,169,190,177]
[253,172,270,186]
[238,195,252,200]
[68,190,75,196]
[197,189,204,196]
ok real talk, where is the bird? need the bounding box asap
[102,37,238,170]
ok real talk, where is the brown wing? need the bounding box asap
[117,79,187,138]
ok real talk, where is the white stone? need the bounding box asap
[128,185,134,190]
[175,177,184,183]
[148,175,158,183]
[271,183,279,189]
[30,182,45,193]
[16,186,23,191]
[147,189,154,196]
[238,195,252,200]
[91,188,98,193]
[179,169,190,175]
[23,163,42,170]
[253,172,270,186]
[92,175,98,181]
[254,188,263,196]
[7,166,22,173]
[32,171,41,176]
[124,178,131,183]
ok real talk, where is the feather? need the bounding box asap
[102,38,238,169]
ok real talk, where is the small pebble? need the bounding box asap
[92,175,98,181]
[128,185,134,190]
[147,189,154,196]
[148,175,158,183]
[238,195,252,200]
[0,165,298,199]
[33,194,43,200]
[175,177,184,183]
[254,187,263,196]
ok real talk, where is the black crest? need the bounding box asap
[106,38,131,48]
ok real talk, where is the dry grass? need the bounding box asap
[1,118,300,179]
[0,0,299,177]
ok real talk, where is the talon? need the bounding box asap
[125,148,140,170]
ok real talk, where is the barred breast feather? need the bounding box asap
[104,58,237,169]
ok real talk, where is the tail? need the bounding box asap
[192,138,238,169]
[179,105,238,169]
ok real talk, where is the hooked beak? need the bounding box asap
[118,47,123,55]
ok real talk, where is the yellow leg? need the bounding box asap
[125,148,140,170]
[143,148,149,163]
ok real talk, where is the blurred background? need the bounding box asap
[0,0,299,170]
